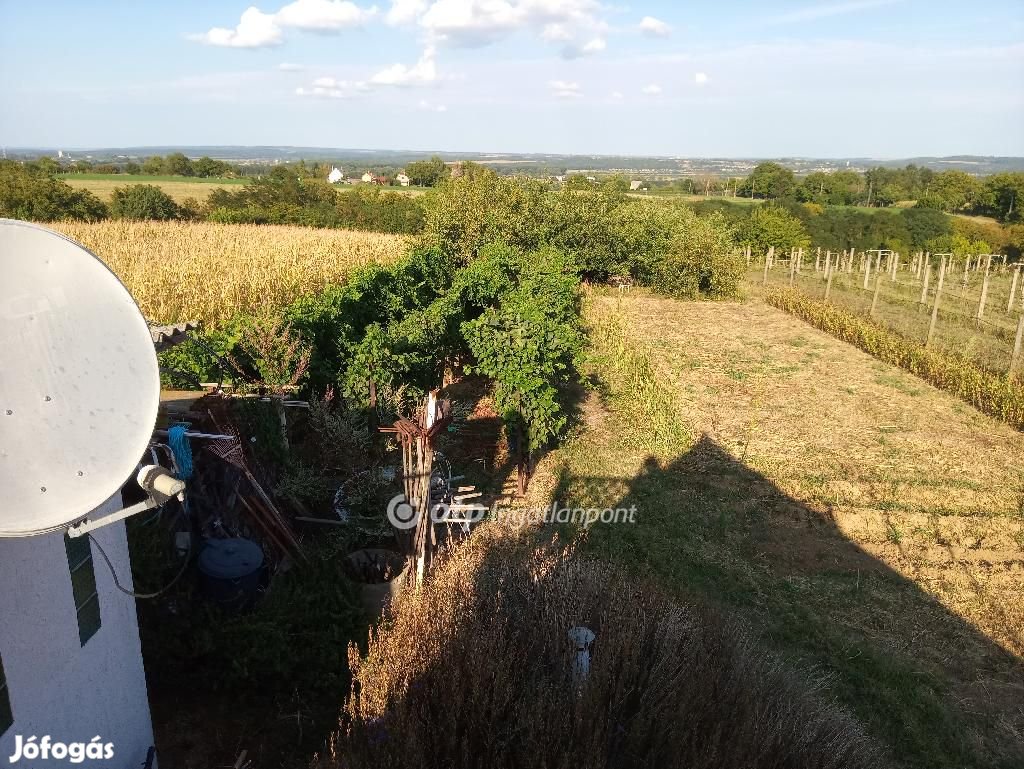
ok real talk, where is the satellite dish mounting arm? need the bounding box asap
[66,465,185,538]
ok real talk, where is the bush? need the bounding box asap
[136,537,364,696]
[421,169,741,298]
[735,205,810,253]
[331,531,884,769]
[110,184,181,220]
[206,168,424,234]
[0,160,108,221]
[420,165,547,260]
[765,288,1024,428]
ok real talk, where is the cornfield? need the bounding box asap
[49,220,410,325]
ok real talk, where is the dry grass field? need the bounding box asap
[756,258,1024,375]
[49,220,409,324]
[61,176,243,204]
[523,291,1024,768]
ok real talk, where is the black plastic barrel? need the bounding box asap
[198,537,264,608]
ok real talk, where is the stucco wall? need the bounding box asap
[0,494,155,769]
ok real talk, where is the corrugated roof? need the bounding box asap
[149,321,199,352]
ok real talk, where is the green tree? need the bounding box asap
[142,156,165,175]
[124,161,141,175]
[926,170,982,212]
[28,156,61,177]
[192,156,231,178]
[900,207,950,249]
[163,152,194,177]
[979,172,1024,222]
[736,206,810,253]
[405,156,449,187]
[0,160,107,221]
[110,184,181,220]
[736,162,796,200]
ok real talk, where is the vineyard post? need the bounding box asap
[962,257,970,296]
[919,262,931,306]
[847,249,854,273]
[798,247,804,273]
[863,253,872,289]
[789,250,796,286]
[825,257,836,300]
[762,248,771,285]
[870,272,882,318]
[891,252,899,281]
[926,255,947,348]
[1009,265,1020,313]
[824,251,831,281]
[976,256,992,320]
[1011,314,1024,380]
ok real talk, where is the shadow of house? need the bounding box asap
[337,522,890,769]
[572,434,1024,769]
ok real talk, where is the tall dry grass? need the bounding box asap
[49,220,409,325]
[327,527,886,769]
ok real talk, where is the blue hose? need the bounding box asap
[167,424,194,480]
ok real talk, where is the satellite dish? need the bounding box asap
[0,220,160,537]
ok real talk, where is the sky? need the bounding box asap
[1,0,1022,157]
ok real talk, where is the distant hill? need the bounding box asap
[6,146,1024,176]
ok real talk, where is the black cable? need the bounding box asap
[88,521,192,600]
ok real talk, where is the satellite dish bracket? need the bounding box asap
[66,466,186,539]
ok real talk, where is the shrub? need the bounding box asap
[0,160,108,221]
[330,531,884,769]
[735,205,810,253]
[420,165,547,260]
[110,184,182,220]
[765,288,1024,429]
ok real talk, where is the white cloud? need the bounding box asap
[549,79,581,98]
[190,7,283,48]
[414,0,608,55]
[370,46,438,85]
[610,90,623,99]
[386,0,428,24]
[278,62,305,71]
[297,74,368,97]
[583,36,604,52]
[638,15,671,37]
[771,0,902,24]
[192,0,376,48]
[641,83,662,95]
[694,72,708,86]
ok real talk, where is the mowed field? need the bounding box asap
[524,292,1024,768]
[50,220,409,324]
[60,173,429,203]
[60,174,246,203]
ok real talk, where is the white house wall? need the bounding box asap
[0,494,155,769]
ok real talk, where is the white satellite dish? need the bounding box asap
[0,219,161,537]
